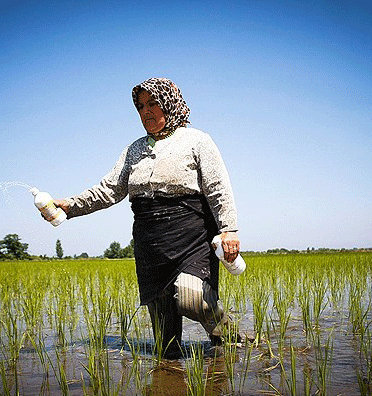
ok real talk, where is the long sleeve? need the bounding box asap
[65,147,130,219]
[196,133,238,233]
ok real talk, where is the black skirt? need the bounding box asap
[131,194,219,305]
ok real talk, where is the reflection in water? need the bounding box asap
[146,361,186,396]
[146,356,229,396]
[2,315,370,395]
[204,357,229,396]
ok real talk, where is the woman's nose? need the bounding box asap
[142,104,150,114]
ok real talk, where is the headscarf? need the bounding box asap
[132,77,190,133]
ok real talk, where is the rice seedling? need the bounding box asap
[81,343,122,396]
[326,258,346,309]
[357,325,372,395]
[27,331,72,395]
[302,361,313,396]
[311,327,334,396]
[298,276,312,337]
[348,279,370,336]
[0,360,12,396]
[0,298,25,366]
[121,334,144,394]
[237,336,254,393]
[53,292,69,348]
[264,317,277,360]
[354,286,372,395]
[311,274,328,329]
[271,279,292,353]
[185,342,207,396]
[288,344,297,395]
[250,281,270,346]
[124,331,154,395]
[221,321,241,394]
[278,342,297,396]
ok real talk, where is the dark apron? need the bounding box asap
[131,194,219,305]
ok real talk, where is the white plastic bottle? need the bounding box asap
[212,235,246,275]
[30,187,66,227]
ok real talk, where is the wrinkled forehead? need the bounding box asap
[136,89,153,103]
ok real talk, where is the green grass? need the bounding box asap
[0,252,372,395]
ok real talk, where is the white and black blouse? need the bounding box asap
[66,127,238,233]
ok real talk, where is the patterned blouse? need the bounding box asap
[66,127,238,233]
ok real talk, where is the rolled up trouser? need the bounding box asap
[147,272,233,357]
[174,272,230,336]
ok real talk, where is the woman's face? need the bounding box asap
[137,90,166,135]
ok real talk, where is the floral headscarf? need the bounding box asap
[132,77,190,132]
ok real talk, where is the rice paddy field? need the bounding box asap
[1,252,372,395]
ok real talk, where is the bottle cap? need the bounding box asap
[30,187,39,196]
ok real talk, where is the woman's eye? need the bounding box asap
[149,101,157,107]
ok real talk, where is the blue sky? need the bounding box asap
[1,0,371,257]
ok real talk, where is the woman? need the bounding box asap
[55,77,241,358]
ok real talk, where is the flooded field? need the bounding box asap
[1,252,371,395]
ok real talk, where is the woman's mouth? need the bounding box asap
[143,115,154,123]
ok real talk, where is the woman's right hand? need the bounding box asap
[40,199,70,221]
[54,199,70,215]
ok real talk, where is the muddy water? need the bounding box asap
[4,301,367,396]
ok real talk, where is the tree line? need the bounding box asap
[0,234,135,260]
[2,233,368,261]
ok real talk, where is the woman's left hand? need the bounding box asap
[220,231,240,263]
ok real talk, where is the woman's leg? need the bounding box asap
[147,287,183,359]
[174,272,240,344]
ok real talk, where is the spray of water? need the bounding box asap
[0,181,36,227]
[0,181,33,206]
[0,182,54,256]
[0,181,32,190]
